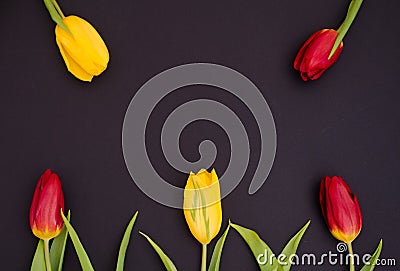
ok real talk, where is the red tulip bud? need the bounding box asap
[29,169,64,240]
[320,176,362,243]
[294,29,343,81]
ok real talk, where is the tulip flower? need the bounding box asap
[30,169,64,271]
[294,0,364,81]
[55,15,109,82]
[320,176,362,271]
[30,169,64,240]
[183,169,222,271]
[320,176,362,243]
[43,0,109,82]
[294,29,343,81]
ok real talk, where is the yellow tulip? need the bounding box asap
[55,15,109,82]
[183,169,222,245]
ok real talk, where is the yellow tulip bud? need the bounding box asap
[183,169,222,245]
[55,15,109,82]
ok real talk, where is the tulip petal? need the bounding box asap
[294,30,321,70]
[56,38,94,82]
[195,169,213,186]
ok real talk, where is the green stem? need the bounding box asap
[329,0,364,58]
[346,242,355,271]
[201,244,207,271]
[44,239,52,271]
[43,0,70,33]
[51,0,65,18]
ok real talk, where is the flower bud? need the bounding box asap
[29,169,64,240]
[294,29,343,81]
[183,169,222,245]
[55,15,109,82]
[320,176,362,243]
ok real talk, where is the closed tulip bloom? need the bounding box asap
[294,29,343,81]
[55,15,109,82]
[30,169,64,240]
[183,169,222,245]
[320,176,362,243]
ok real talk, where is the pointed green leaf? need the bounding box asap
[279,220,310,271]
[50,210,71,271]
[61,211,94,271]
[208,224,230,271]
[31,240,46,271]
[140,232,178,271]
[116,211,138,271]
[360,239,383,271]
[230,222,283,271]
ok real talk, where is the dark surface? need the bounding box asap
[1,0,399,270]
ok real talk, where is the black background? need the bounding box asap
[1,0,399,270]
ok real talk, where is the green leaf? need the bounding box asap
[230,222,283,271]
[50,210,71,271]
[43,0,70,33]
[208,224,230,271]
[61,211,95,271]
[31,240,46,271]
[360,239,383,271]
[140,232,178,271]
[116,211,138,271]
[279,220,310,271]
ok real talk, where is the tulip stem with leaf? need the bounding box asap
[330,0,364,58]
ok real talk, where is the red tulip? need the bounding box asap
[320,176,362,243]
[294,29,343,81]
[29,169,64,240]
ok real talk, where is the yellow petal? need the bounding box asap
[56,37,94,81]
[210,169,218,184]
[195,168,213,186]
[206,200,222,242]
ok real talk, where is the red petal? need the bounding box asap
[294,30,322,70]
